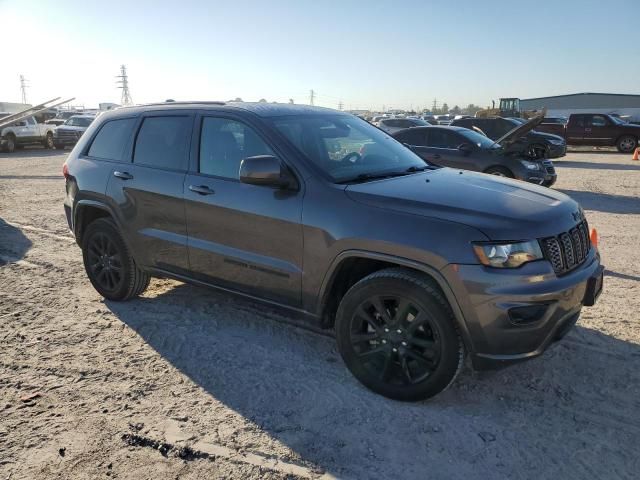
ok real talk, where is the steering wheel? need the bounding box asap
[340,151,362,164]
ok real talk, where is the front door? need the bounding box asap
[584,114,615,146]
[184,114,304,307]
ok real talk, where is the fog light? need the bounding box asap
[508,305,548,325]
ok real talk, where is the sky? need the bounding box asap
[1,0,639,111]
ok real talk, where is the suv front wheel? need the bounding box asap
[335,268,464,401]
[82,218,150,301]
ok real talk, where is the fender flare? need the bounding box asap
[316,250,474,353]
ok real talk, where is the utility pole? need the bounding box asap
[117,65,133,106]
[432,98,438,113]
[309,89,315,106]
[19,75,28,104]
[338,100,343,111]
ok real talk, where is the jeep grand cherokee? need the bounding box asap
[63,102,604,401]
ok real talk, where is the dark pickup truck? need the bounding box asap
[536,113,640,153]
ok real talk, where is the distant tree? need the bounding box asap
[462,104,483,115]
[289,98,294,104]
[451,105,461,115]
[441,103,449,114]
[234,97,243,102]
[258,98,267,103]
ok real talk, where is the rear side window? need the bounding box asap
[133,116,191,170]
[426,130,459,148]
[396,128,427,145]
[88,118,136,161]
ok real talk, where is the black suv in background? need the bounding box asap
[63,102,603,401]
[451,116,566,160]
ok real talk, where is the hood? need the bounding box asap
[495,110,546,147]
[345,168,582,240]
[56,125,87,132]
[527,130,565,142]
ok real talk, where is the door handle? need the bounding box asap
[189,184,215,195]
[113,171,134,180]
[585,128,592,132]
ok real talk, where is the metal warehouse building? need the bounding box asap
[520,92,640,121]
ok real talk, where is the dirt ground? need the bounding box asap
[1,148,639,480]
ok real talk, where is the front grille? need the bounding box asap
[540,220,590,274]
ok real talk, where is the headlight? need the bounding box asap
[519,160,541,170]
[473,241,544,268]
[549,139,565,146]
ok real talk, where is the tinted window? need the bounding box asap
[426,129,460,148]
[572,115,585,128]
[133,116,191,170]
[199,118,274,179]
[590,115,608,127]
[88,118,136,161]
[396,128,427,145]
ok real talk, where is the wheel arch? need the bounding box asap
[316,250,474,352]
[73,200,117,246]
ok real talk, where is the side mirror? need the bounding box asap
[239,155,293,189]
[458,143,474,155]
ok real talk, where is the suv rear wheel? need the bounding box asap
[335,268,464,401]
[82,218,150,301]
[484,166,514,178]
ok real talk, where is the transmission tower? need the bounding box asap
[19,75,29,104]
[117,65,133,106]
[309,89,315,106]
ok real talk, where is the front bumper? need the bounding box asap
[547,143,567,159]
[442,250,602,370]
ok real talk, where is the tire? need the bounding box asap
[335,268,464,401]
[54,143,65,150]
[3,135,16,153]
[616,135,637,153]
[525,143,547,160]
[81,217,150,301]
[44,132,54,149]
[484,166,514,178]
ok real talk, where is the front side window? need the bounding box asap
[590,115,608,127]
[199,118,274,179]
[271,115,426,183]
[427,129,459,149]
[87,118,136,161]
[133,116,191,170]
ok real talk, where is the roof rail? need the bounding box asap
[122,100,226,108]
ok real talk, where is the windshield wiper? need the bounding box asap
[337,165,429,184]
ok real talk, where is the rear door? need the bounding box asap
[566,114,586,144]
[184,113,304,306]
[105,111,192,273]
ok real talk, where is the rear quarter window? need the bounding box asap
[87,118,136,161]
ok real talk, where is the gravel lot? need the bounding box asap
[1,149,639,480]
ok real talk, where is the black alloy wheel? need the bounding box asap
[336,268,464,401]
[86,231,125,295]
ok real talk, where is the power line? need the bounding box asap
[19,75,28,104]
[116,65,133,106]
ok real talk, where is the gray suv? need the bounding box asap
[63,102,604,401]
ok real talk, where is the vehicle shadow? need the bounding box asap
[557,160,640,171]
[558,189,640,214]
[565,148,621,155]
[106,281,640,480]
[605,269,640,282]
[0,218,32,265]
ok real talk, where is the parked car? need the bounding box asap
[535,113,640,153]
[378,117,429,134]
[0,113,56,152]
[392,122,557,186]
[421,115,438,125]
[53,115,95,150]
[434,115,453,125]
[63,102,603,401]
[451,116,566,159]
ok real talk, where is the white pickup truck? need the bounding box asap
[0,113,56,152]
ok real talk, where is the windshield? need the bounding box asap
[610,115,627,125]
[458,129,500,149]
[271,115,427,182]
[65,117,92,127]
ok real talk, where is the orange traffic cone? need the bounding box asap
[633,147,640,161]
